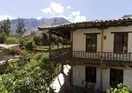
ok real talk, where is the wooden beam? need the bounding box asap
[100,29,104,91]
[49,30,51,59]
[83,33,100,35]
[111,31,132,34]
[77,64,132,70]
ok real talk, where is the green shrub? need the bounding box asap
[0,32,7,43]
[106,83,132,93]
[19,37,36,50]
[5,36,18,44]
[0,51,60,93]
[33,35,41,46]
[25,40,36,50]
[8,48,16,55]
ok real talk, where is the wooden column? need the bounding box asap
[49,30,51,59]
[62,37,64,48]
[100,28,104,91]
[57,35,59,49]
[71,31,73,87]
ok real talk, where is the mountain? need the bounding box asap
[122,15,132,18]
[10,17,70,35]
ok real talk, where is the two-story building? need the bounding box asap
[38,17,132,91]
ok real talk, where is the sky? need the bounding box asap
[0,0,132,22]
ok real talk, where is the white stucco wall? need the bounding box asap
[123,70,132,88]
[73,26,132,52]
[73,66,132,91]
[73,65,85,87]
[73,66,110,91]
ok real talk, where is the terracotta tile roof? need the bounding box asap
[38,17,132,30]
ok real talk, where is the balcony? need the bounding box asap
[50,49,132,66]
[72,51,132,65]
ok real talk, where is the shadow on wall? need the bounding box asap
[50,65,72,93]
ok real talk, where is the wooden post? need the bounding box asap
[100,28,104,91]
[49,30,51,59]
[57,35,59,49]
[62,37,64,48]
[71,31,73,87]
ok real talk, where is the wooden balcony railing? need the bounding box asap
[73,51,132,62]
[50,48,132,62]
[50,47,71,58]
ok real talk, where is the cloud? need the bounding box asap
[50,2,64,14]
[71,11,80,16]
[66,6,71,9]
[69,11,86,22]
[73,15,86,22]
[41,7,52,14]
[0,15,14,21]
[37,16,42,20]
[41,1,86,22]
[41,2,64,14]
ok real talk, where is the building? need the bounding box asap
[38,17,132,91]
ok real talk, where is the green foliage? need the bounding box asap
[25,40,36,50]
[0,32,7,43]
[33,35,41,46]
[106,83,132,93]
[41,33,48,46]
[5,36,18,44]
[20,37,36,50]
[0,18,11,35]
[0,52,60,93]
[16,18,26,36]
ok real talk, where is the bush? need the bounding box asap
[0,32,7,43]
[0,51,60,93]
[20,37,36,50]
[106,83,132,93]
[33,35,41,46]
[5,36,18,44]
[25,40,36,50]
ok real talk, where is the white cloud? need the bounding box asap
[0,15,14,21]
[71,11,80,16]
[41,2,87,22]
[41,2,64,14]
[37,16,42,20]
[66,6,71,9]
[73,15,86,22]
[70,11,86,22]
[50,2,64,14]
[41,7,52,14]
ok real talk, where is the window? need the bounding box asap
[85,67,96,83]
[86,34,97,52]
[110,69,123,86]
[114,33,128,53]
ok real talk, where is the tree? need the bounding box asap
[16,18,26,36]
[41,33,48,45]
[0,18,11,35]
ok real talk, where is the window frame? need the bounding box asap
[110,69,123,86]
[85,34,97,52]
[114,32,128,53]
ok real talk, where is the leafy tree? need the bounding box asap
[33,35,41,46]
[41,33,48,45]
[5,36,18,44]
[16,18,26,36]
[0,52,60,93]
[0,32,7,43]
[0,18,11,35]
